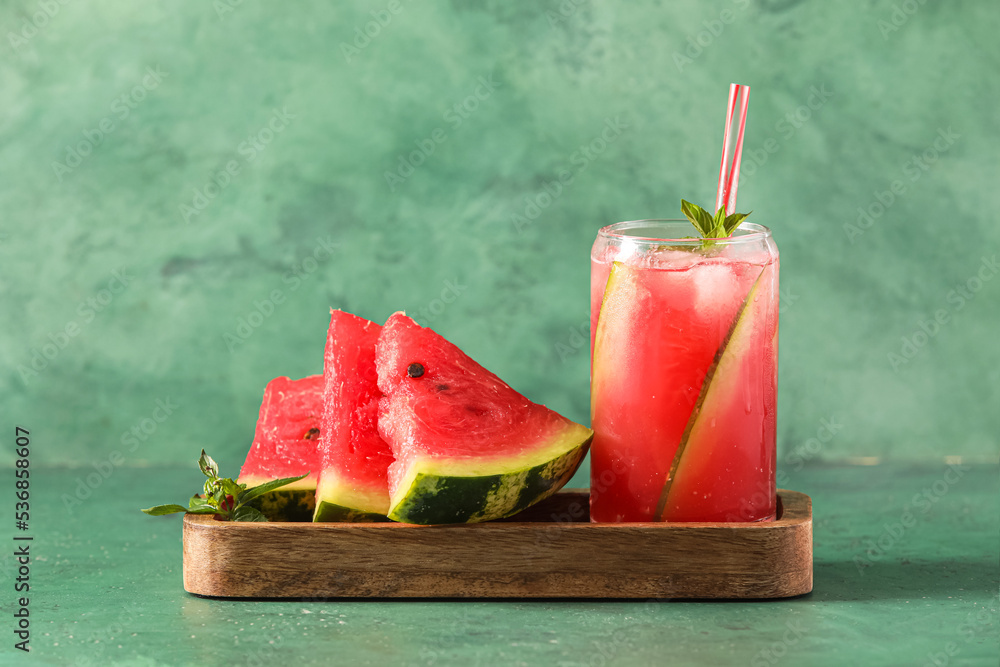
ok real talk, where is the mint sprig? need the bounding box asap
[140,449,306,522]
[680,199,751,247]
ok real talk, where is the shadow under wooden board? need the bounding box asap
[183,489,812,599]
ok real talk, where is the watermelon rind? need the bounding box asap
[313,473,391,522]
[248,489,316,522]
[313,501,391,523]
[237,474,317,522]
[387,422,593,525]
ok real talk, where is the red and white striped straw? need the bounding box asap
[715,83,751,215]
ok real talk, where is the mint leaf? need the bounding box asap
[681,200,714,236]
[237,474,308,506]
[220,478,245,498]
[199,449,219,479]
[204,478,222,502]
[141,504,189,516]
[232,506,268,522]
[141,450,301,521]
[723,211,751,236]
[680,200,752,247]
[188,495,215,512]
[710,205,727,237]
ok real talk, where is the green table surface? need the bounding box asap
[10,463,998,666]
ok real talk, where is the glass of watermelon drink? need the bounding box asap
[589,219,779,523]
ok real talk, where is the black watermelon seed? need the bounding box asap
[436,384,449,392]
[407,363,425,378]
[304,427,320,440]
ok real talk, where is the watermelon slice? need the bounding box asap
[376,313,593,524]
[659,263,778,522]
[312,310,395,522]
[238,375,323,521]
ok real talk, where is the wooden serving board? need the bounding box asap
[183,489,812,599]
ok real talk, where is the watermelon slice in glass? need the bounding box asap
[376,313,593,524]
[312,310,395,522]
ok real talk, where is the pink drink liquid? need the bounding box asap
[589,226,779,522]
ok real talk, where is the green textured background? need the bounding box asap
[1,3,998,667]
[1,0,998,471]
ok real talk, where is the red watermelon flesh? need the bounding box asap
[238,375,323,490]
[312,310,395,521]
[376,312,593,524]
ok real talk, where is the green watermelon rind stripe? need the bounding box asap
[312,500,391,523]
[250,489,316,522]
[387,430,593,525]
